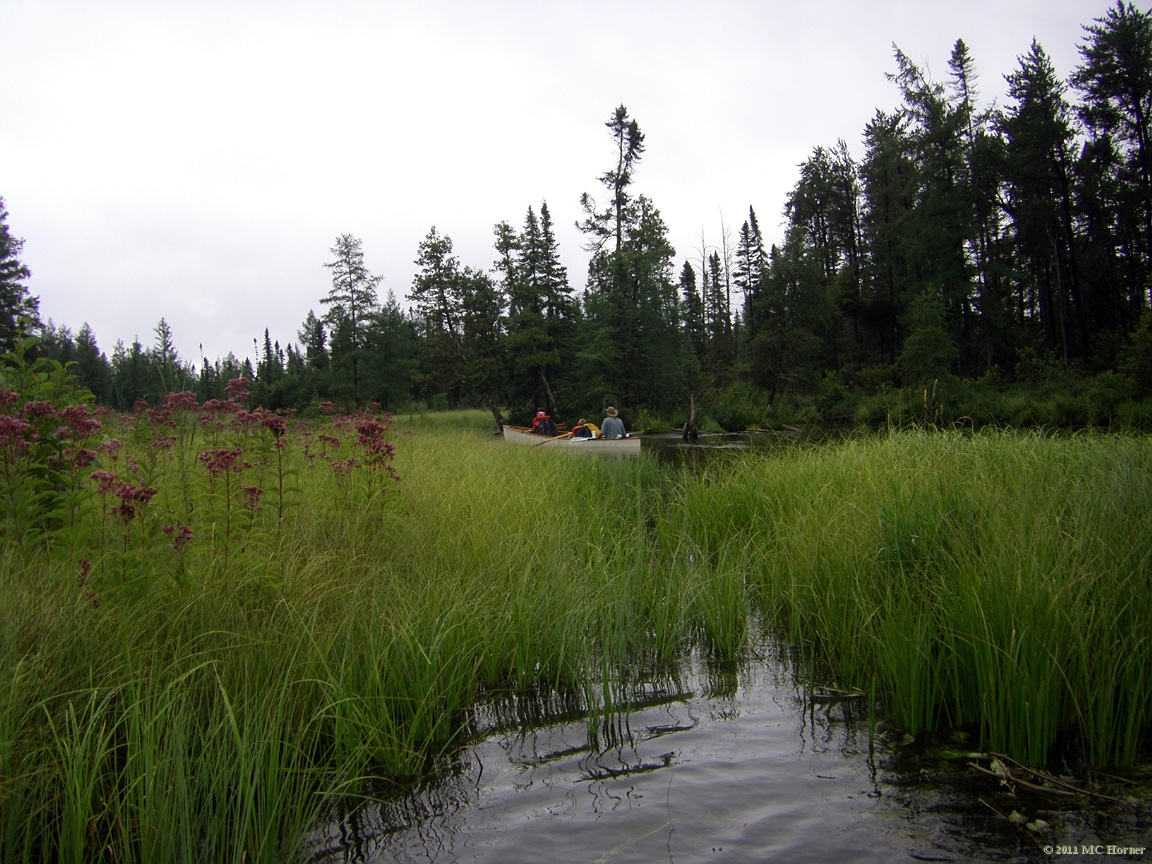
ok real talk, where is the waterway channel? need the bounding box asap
[306,632,1150,863]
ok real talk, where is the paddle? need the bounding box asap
[534,432,573,446]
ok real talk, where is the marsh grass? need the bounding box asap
[1,410,1149,861]
[681,429,1152,767]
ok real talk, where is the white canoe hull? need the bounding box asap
[502,425,641,456]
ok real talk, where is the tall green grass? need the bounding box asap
[1,416,1149,861]
[671,429,1152,767]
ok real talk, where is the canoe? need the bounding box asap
[501,425,642,457]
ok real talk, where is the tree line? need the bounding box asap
[5,3,1152,428]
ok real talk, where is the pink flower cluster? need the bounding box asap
[0,389,104,457]
[0,415,31,453]
[224,378,251,404]
[355,415,398,477]
[161,523,194,551]
[331,458,358,476]
[199,447,246,477]
[239,485,263,511]
[254,407,287,439]
[110,480,157,523]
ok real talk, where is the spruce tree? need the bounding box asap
[75,323,112,403]
[577,106,684,411]
[1002,40,1086,356]
[0,197,40,352]
[409,227,464,405]
[322,234,382,396]
[1071,1,1152,315]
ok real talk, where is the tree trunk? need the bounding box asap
[682,393,699,443]
[541,369,558,418]
[487,403,504,435]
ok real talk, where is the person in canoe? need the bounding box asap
[571,418,601,439]
[531,410,558,436]
[599,406,626,439]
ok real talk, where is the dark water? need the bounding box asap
[644,426,856,467]
[307,638,1150,864]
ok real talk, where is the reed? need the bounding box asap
[1,390,1148,862]
[670,428,1151,767]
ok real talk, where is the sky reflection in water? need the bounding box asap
[306,632,1152,864]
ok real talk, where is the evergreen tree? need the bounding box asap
[578,104,646,257]
[75,323,112,403]
[680,260,705,362]
[1070,1,1152,319]
[859,110,922,368]
[949,39,1012,371]
[704,250,735,380]
[38,321,77,366]
[0,197,40,352]
[500,211,549,412]
[111,338,149,409]
[502,202,578,415]
[1001,40,1086,359]
[735,207,767,339]
[409,227,465,404]
[298,310,329,371]
[757,226,839,395]
[364,291,418,408]
[537,203,575,327]
[322,234,382,397]
[457,266,507,407]
[152,317,187,393]
[577,107,685,411]
[781,144,864,376]
[899,290,956,389]
[882,46,978,376]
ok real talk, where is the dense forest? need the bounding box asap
[5,3,1152,430]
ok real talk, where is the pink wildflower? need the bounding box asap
[331,457,357,476]
[224,377,251,404]
[68,448,98,468]
[0,415,31,451]
[163,391,200,412]
[199,447,245,477]
[110,481,155,523]
[256,408,287,439]
[240,485,263,511]
[58,405,102,439]
[21,401,55,421]
[146,407,174,427]
[161,524,194,551]
[90,470,119,494]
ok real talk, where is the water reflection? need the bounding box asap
[644,424,860,468]
[307,637,1150,864]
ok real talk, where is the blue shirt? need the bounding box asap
[600,416,626,438]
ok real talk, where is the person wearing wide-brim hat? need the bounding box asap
[600,406,626,439]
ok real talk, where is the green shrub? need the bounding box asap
[817,371,856,420]
[707,382,768,431]
[1084,371,1134,425]
[1119,311,1152,397]
[628,407,669,434]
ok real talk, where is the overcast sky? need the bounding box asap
[2,0,1107,368]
